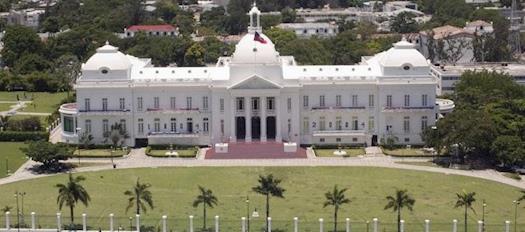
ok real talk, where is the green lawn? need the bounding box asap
[0,142,28,178]
[73,149,128,158]
[0,103,14,111]
[395,161,439,167]
[8,115,50,128]
[147,149,197,158]
[0,167,523,231]
[315,148,365,157]
[0,91,69,113]
[383,148,433,157]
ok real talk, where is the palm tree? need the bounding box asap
[384,189,415,232]
[323,185,350,232]
[454,191,476,232]
[252,174,285,231]
[55,173,91,226]
[124,178,154,215]
[192,186,218,229]
[518,190,525,202]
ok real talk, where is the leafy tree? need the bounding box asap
[261,15,282,29]
[41,16,61,33]
[56,173,91,226]
[323,185,350,232]
[281,7,296,23]
[184,43,206,66]
[124,178,154,215]
[264,27,297,52]
[13,54,51,75]
[491,136,525,166]
[252,174,285,231]
[454,191,476,232]
[106,123,129,148]
[384,189,415,232]
[79,131,94,150]
[200,6,228,34]
[156,0,179,22]
[192,186,218,229]
[200,37,233,64]
[1,25,43,68]
[279,38,332,65]
[390,12,419,33]
[21,141,72,169]
[173,11,195,35]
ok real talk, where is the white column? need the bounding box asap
[31,212,35,231]
[293,217,298,232]
[215,216,219,232]
[230,97,236,142]
[241,217,246,232]
[505,220,510,232]
[424,219,430,232]
[189,215,194,232]
[261,97,267,142]
[245,97,252,142]
[400,220,404,232]
[56,212,62,232]
[110,213,114,232]
[345,218,350,232]
[477,220,483,232]
[162,215,167,232]
[82,213,87,232]
[275,97,282,142]
[136,214,141,232]
[372,218,378,232]
[267,217,272,232]
[319,218,324,232]
[452,219,458,232]
[5,212,10,230]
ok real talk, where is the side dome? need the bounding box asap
[380,40,428,68]
[83,42,132,72]
[231,32,280,65]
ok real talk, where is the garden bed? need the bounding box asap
[314,148,365,157]
[72,149,128,158]
[383,148,437,157]
[146,148,197,158]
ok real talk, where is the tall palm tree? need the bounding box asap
[384,189,415,232]
[124,178,154,215]
[252,174,285,231]
[192,186,218,229]
[454,191,476,232]
[323,185,350,232]
[55,173,91,226]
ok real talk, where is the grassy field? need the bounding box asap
[73,149,128,158]
[315,148,365,157]
[395,161,439,167]
[383,148,432,156]
[0,91,69,113]
[0,142,28,178]
[0,103,14,111]
[147,149,197,158]
[0,167,523,231]
[8,115,50,128]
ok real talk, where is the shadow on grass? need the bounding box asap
[27,162,74,174]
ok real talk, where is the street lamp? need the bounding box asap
[76,127,81,165]
[14,192,20,232]
[482,200,486,232]
[129,217,133,231]
[513,200,520,232]
[246,196,250,232]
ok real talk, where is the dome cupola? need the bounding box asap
[81,42,132,80]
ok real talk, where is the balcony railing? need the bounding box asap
[312,129,366,136]
[311,106,367,110]
[382,106,435,112]
[79,109,130,113]
[146,107,201,112]
[147,131,201,138]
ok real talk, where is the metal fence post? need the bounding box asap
[57,212,61,232]
[372,218,378,232]
[294,217,298,232]
[5,211,10,230]
[82,213,87,232]
[162,215,167,232]
[215,216,219,232]
[189,215,194,232]
[136,214,140,232]
[452,219,458,232]
[242,217,246,232]
[319,218,324,232]
[505,220,510,232]
[400,220,404,232]
[268,217,272,232]
[31,212,35,231]
[110,213,114,232]
[477,220,483,232]
[425,219,430,232]
[346,218,350,232]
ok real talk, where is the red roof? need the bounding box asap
[127,25,177,32]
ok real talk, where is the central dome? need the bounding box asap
[231,32,280,65]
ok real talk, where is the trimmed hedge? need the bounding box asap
[0,131,49,141]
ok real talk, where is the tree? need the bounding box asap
[21,141,72,169]
[281,7,296,23]
[380,135,399,150]
[390,12,419,33]
[252,174,285,231]
[106,123,129,148]
[384,189,415,232]
[173,11,195,35]
[56,173,91,226]
[124,178,154,215]
[184,43,205,67]
[323,185,350,232]
[454,191,476,232]
[192,186,218,229]
[1,206,12,214]
[79,132,94,150]
[491,136,525,166]
[1,25,43,68]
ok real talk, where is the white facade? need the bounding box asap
[277,22,339,38]
[60,5,438,147]
[0,8,45,29]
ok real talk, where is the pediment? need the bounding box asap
[229,75,282,89]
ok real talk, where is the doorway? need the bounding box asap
[266,116,276,139]
[251,117,261,140]
[371,135,378,146]
[236,117,246,140]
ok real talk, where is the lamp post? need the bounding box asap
[129,217,133,232]
[110,146,115,167]
[482,200,486,232]
[76,127,81,165]
[14,192,20,232]
[246,196,250,232]
[513,200,520,232]
[252,208,259,232]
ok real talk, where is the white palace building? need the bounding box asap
[59,5,446,148]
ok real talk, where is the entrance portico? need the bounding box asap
[231,95,281,142]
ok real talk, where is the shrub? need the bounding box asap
[6,116,42,131]
[0,131,48,141]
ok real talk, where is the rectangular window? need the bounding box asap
[220,119,225,135]
[203,96,209,110]
[303,117,309,134]
[422,94,428,106]
[368,95,374,107]
[303,95,309,108]
[84,98,90,111]
[170,97,176,110]
[186,97,192,109]
[287,98,292,112]
[85,120,91,134]
[368,116,375,131]
[102,98,108,111]
[103,119,109,137]
[237,97,244,111]
[170,118,177,132]
[319,116,326,131]
[137,97,143,111]
[386,95,392,108]
[267,97,274,110]
[352,95,358,107]
[220,98,225,112]
[154,118,160,132]
[352,116,358,130]
[336,95,341,107]
[252,97,259,110]
[154,97,160,109]
[320,95,325,107]
[404,95,410,107]
[336,116,342,130]
[421,116,428,131]
[287,119,291,134]
[120,119,126,133]
[138,118,144,134]
[119,98,125,110]
[403,116,410,133]
[203,118,209,132]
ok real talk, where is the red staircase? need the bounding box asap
[205,141,307,159]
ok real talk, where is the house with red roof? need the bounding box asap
[122,25,179,38]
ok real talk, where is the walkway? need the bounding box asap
[1,148,524,190]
